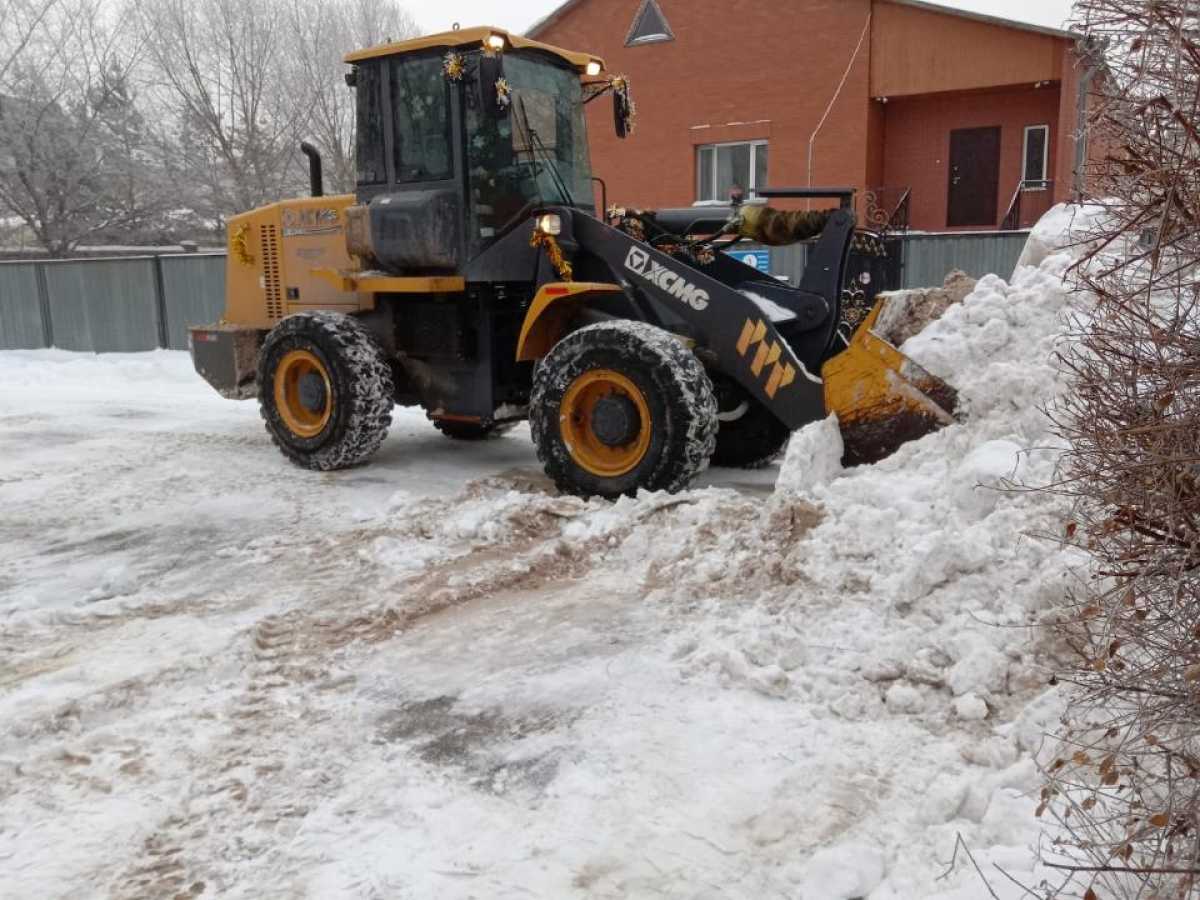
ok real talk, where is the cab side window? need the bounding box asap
[391,54,453,183]
[355,63,387,185]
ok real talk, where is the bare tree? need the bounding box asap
[0,0,419,251]
[135,0,313,225]
[286,0,418,193]
[0,0,60,85]
[0,0,169,255]
[1035,2,1200,898]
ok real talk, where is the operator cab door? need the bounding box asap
[354,52,467,273]
[462,53,596,265]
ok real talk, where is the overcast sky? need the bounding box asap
[405,0,1078,36]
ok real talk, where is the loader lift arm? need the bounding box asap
[549,195,858,435]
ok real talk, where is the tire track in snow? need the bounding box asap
[99,482,614,896]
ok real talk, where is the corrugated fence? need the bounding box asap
[0,232,1032,352]
[739,230,1031,291]
[0,254,225,352]
[898,231,1031,289]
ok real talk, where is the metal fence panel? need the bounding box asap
[0,263,46,349]
[724,244,807,286]
[767,243,808,285]
[161,254,227,349]
[0,231,1038,355]
[900,232,1030,289]
[43,257,160,352]
[738,232,1031,293]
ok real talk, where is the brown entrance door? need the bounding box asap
[947,127,1001,227]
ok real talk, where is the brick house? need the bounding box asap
[528,0,1098,232]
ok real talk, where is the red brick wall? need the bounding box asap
[535,0,876,210]
[533,0,1078,226]
[1054,47,1104,206]
[1054,54,1079,205]
[882,85,1063,231]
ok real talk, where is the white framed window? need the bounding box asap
[696,140,768,204]
[1022,124,1049,189]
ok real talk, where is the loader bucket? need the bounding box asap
[821,298,960,466]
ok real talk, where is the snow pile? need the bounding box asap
[623,204,1104,895]
[1013,201,1108,271]
[0,348,196,389]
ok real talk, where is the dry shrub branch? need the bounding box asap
[1038,2,1200,898]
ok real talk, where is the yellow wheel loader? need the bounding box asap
[189,26,958,498]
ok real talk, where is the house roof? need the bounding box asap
[885,0,1076,40]
[525,1,584,38]
[526,0,1077,42]
[345,25,600,69]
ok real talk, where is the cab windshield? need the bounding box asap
[466,54,594,252]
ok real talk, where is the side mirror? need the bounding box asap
[477,54,507,118]
[613,89,630,139]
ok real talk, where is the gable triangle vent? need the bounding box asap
[625,0,674,46]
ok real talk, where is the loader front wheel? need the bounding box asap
[530,321,717,498]
[258,311,394,470]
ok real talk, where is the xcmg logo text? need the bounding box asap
[624,248,710,311]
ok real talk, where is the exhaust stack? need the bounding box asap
[300,142,324,198]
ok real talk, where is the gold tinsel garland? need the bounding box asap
[494,77,512,110]
[442,51,465,81]
[231,224,254,265]
[530,230,573,281]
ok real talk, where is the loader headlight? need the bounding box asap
[536,213,562,236]
[585,60,603,76]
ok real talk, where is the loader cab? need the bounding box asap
[462,52,595,255]
[344,28,599,273]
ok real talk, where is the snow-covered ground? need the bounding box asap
[1,209,1096,898]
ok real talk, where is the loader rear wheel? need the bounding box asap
[258,311,394,471]
[530,321,718,499]
[710,378,791,469]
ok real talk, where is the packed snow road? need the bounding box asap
[0,210,1097,899]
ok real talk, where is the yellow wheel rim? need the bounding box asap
[560,369,652,478]
[274,349,333,438]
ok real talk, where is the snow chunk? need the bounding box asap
[789,842,886,899]
[947,637,1009,697]
[775,413,843,495]
[918,774,970,825]
[741,289,797,323]
[952,440,1025,519]
[954,693,989,721]
[885,682,924,713]
[1012,687,1069,765]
